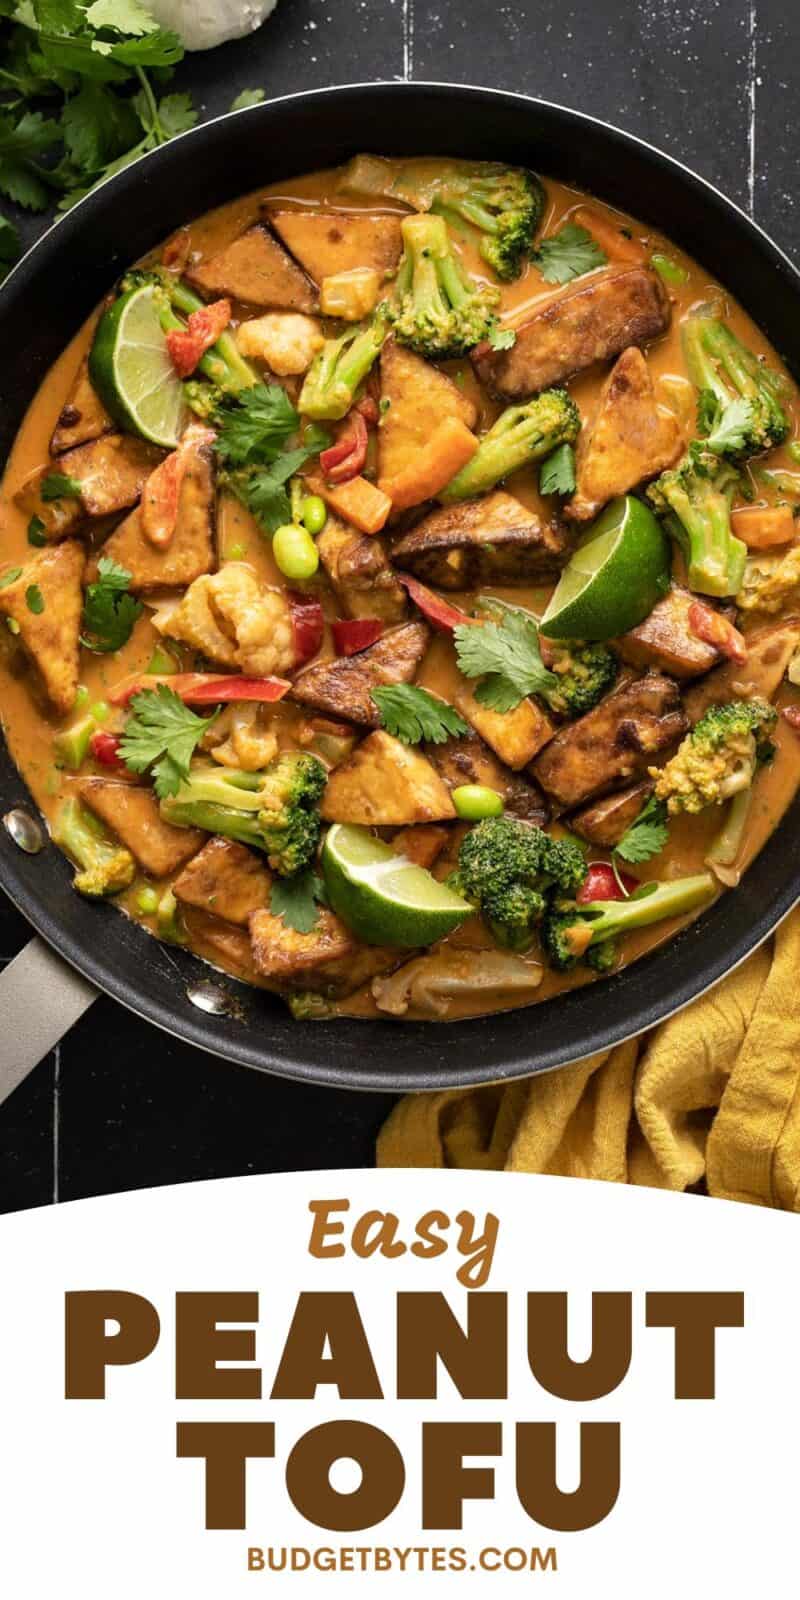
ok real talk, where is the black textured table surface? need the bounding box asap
[0,0,796,1211]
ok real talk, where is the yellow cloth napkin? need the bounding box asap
[377,908,800,1211]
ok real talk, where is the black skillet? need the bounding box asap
[1,82,799,1093]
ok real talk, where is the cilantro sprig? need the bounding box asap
[454,602,558,713]
[0,0,195,263]
[533,223,608,286]
[539,442,576,497]
[372,685,469,746]
[81,555,142,653]
[614,795,670,865]
[270,870,327,935]
[119,682,216,799]
[214,385,331,535]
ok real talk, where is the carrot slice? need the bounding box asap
[731,502,796,549]
[379,416,479,512]
[305,470,391,535]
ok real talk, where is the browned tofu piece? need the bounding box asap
[187,222,317,312]
[393,824,450,869]
[566,347,682,520]
[85,431,216,592]
[453,679,555,770]
[428,729,549,824]
[250,904,400,996]
[182,907,269,988]
[15,434,163,540]
[51,357,113,456]
[684,617,800,724]
[173,837,271,926]
[570,781,654,848]
[378,339,477,487]
[264,208,403,285]
[473,267,671,401]
[391,491,565,589]
[617,586,720,679]
[291,620,429,726]
[79,779,204,877]
[532,674,688,809]
[321,731,456,825]
[317,515,407,623]
[0,539,85,715]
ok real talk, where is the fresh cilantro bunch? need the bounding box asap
[214,383,331,535]
[81,555,142,652]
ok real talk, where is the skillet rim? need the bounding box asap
[2,79,800,1092]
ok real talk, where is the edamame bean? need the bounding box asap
[452,784,505,820]
[272,523,319,581]
[302,495,327,536]
[136,886,159,915]
[89,699,110,724]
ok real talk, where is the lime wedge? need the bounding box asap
[89,284,187,449]
[322,823,472,947]
[541,494,670,640]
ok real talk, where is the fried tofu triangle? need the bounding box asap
[15,434,163,541]
[321,731,457,825]
[392,490,565,588]
[249,904,401,995]
[51,356,113,456]
[79,780,204,877]
[174,837,271,925]
[0,540,85,715]
[378,339,477,487]
[265,209,403,284]
[187,222,317,313]
[473,267,671,401]
[291,621,429,727]
[566,347,682,521]
[85,429,216,592]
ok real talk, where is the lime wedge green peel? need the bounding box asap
[89,283,187,449]
[322,823,472,948]
[541,494,670,640]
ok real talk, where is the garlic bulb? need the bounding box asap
[146,0,279,52]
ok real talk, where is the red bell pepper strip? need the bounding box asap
[354,393,380,427]
[782,705,800,734]
[287,590,325,665]
[166,298,232,378]
[141,423,216,547]
[688,600,747,665]
[332,617,385,656]
[110,673,291,707]
[89,730,125,769]
[577,862,639,904]
[397,573,478,634]
[320,410,369,484]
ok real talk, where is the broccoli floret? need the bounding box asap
[539,640,618,718]
[160,752,326,877]
[647,444,747,597]
[586,939,619,974]
[541,873,716,972]
[121,268,257,395]
[298,314,387,422]
[682,311,789,459]
[52,797,136,899]
[737,544,800,615]
[287,991,334,1020]
[651,698,777,815]
[156,887,187,945]
[455,817,588,952]
[440,389,580,503]
[388,213,500,360]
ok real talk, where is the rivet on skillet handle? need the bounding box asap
[0,937,97,1108]
[3,808,45,853]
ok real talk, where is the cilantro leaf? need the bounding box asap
[230,88,265,111]
[61,79,140,173]
[487,323,516,352]
[534,223,607,285]
[539,442,576,496]
[155,92,197,138]
[119,683,216,799]
[81,555,143,653]
[270,870,327,935]
[25,581,44,612]
[372,685,469,746]
[214,382,300,466]
[454,605,558,712]
[614,796,670,865]
[0,566,22,589]
[83,0,159,34]
[41,470,82,500]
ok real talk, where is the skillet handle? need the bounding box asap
[0,937,97,1107]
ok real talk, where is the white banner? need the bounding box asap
[0,1169,795,1596]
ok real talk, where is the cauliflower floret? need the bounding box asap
[320,267,381,321]
[201,701,279,771]
[158,565,296,677]
[651,698,777,814]
[236,313,324,375]
[737,543,800,614]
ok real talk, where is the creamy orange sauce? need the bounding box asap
[2,160,799,1023]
